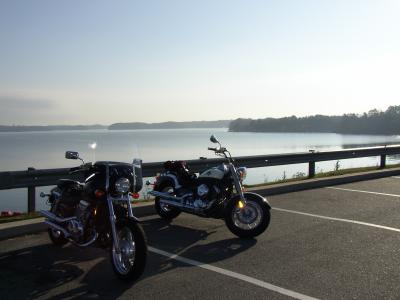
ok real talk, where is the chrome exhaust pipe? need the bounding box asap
[159,199,208,215]
[73,233,98,247]
[148,190,184,202]
[44,220,71,238]
[159,198,188,209]
[150,190,205,212]
[40,210,77,223]
[45,220,98,247]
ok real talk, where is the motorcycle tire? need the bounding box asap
[225,194,271,239]
[110,219,147,281]
[48,228,69,246]
[154,182,181,221]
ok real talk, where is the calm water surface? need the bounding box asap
[1,128,399,211]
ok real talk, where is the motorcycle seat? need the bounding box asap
[164,160,197,182]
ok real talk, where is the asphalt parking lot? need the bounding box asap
[2,177,400,299]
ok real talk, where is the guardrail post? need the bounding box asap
[27,167,36,213]
[380,155,386,169]
[308,161,316,178]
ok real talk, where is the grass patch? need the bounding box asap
[244,177,308,188]
[132,198,154,204]
[244,163,400,188]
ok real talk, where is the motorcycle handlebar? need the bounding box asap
[208,147,228,154]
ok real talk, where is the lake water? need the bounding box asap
[1,128,399,212]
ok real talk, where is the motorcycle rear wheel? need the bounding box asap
[110,219,147,281]
[225,194,271,238]
[154,183,181,221]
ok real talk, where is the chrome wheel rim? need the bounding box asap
[232,200,263,230]
[112,227,136,275]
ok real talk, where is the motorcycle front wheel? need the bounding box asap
[110,219,147,281]
[48,228,68,246]
[225,194,271,238]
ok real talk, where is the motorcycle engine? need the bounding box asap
[193,184,210,208]
[197,184,209,197]
[67,200,91,239]
[55,183,83,217]
[175,180,222,210]
[193,183,221,209]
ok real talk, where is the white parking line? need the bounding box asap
[149,246,320,300]
[273,207,400,233]
[392,176,400,179]
[326,187,400,198]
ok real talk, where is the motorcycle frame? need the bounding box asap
[43,160,140,253]
[156,159,246,211]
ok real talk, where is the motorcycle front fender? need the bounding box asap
[128,215,141,223]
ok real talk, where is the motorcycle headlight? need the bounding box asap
[115,177,131,194]
[237,167,247,182]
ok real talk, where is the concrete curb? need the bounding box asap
[1,167,399,240]
[0,218,47,241]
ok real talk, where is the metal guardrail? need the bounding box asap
[1,145,400,212]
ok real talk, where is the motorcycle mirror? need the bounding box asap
[65,151,80,160]
[210,135,219,144]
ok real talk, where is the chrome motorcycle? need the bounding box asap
[149,135,271,238]
[40,151,147,281]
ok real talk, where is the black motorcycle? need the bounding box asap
[149,135,271,238]
[40,151,147,281]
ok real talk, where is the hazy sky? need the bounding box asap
[0,0,399,125]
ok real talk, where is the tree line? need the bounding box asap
[229,106,400,135]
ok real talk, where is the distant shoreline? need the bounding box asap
[2,105,400,135]
[0,120,231,132]
[0,125,107,133]
[229,106,400,136]
[108,120,231,130]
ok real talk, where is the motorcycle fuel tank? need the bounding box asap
[199,167,225,180]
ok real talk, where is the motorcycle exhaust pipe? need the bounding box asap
[72,233,98,247]
[150,190,204,212]
[40,210,77,223]
[159,199,207,215]
[45,218,99,247]
[148,190,185,203]
[44,220,71,238]
[158,198,187,209]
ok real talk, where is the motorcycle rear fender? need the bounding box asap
[154,174,181,190]
[231,192,271,210]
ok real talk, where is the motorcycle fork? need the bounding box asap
[228,163,246,205]
[127,197,134,218]
[105,164,121,254]
[107,197,121,254]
